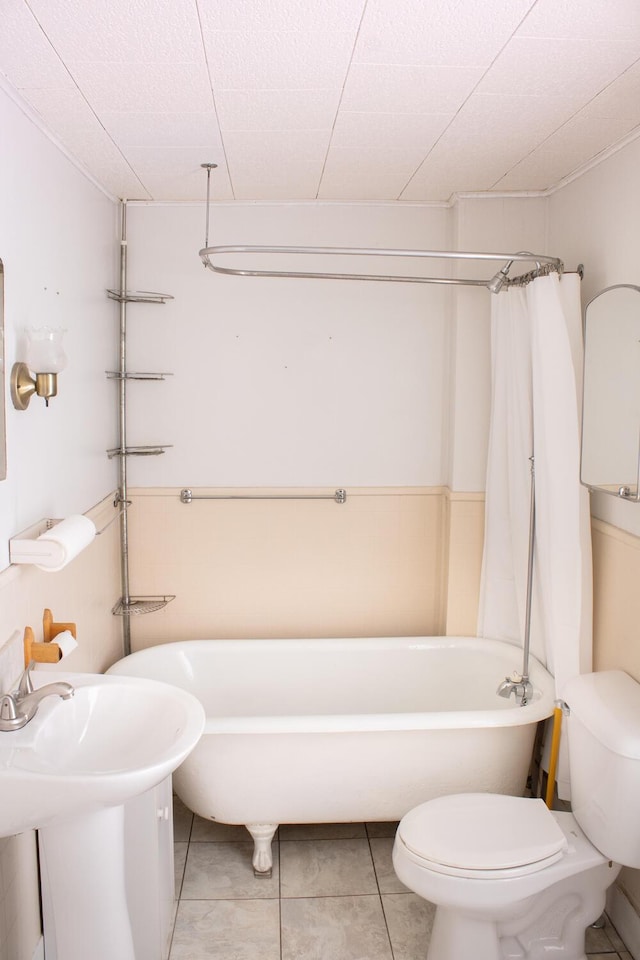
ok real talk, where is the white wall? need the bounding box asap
[0,80,120,960]
[548,136,640,924]
[125,201,452,488]
[0,81,118,570]
[548,137,640,536]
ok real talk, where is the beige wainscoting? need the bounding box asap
[127,486,479,649]
[443,491,485,637]
[592,518,640,681]
[591,517,640,919]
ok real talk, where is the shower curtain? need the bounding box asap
[477,272,592,796]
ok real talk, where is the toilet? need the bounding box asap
[392,669,640,960]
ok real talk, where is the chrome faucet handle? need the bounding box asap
[16,660,36,700]
[0,693,29,731]
[0,694,19,721]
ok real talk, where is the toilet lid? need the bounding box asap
[398,794,568,873]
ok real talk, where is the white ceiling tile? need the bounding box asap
[201,29,355,90]
[517,0,640,41]
[68,149,151,200]
[65,61,213,113]
[222,130,329,198]
[121,147,234,200]
[0,0,75,90]
[331,111,451,154]
[439,92,581,147]
[495,116,639,190]
[100,112,223,148]
[19,85,151,198]
[401,149,513,202]
[2,0,640,201]
[216,89,340,132]
[225,161,325,201]
[341,63,483,114]
[198,0,366,34]
[26,0,204,62]
[20,85,101,132]
[318,147,425,199]
[477,37,640,101]
[581,62,640,120]
[223,129,329,166]
[355,0,536,67]
[398,91,583,200]
[90,167,152,201]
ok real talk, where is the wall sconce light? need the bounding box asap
[11,327,67,410]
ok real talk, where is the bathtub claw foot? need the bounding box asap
[246,823,278,877]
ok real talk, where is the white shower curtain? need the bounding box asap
[477,273,592,794]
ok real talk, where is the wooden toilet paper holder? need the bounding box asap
[23,608,77,666]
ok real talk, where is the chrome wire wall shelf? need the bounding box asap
[106,371,173,381]
[112,596,176,617]
[107,290,174,304]
[107,445,172,459]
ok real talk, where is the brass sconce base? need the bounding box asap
[10,362,35,410]
[10,363,57,410]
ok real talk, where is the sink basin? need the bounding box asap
[0,672,205,837]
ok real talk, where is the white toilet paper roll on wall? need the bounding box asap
[34,515,96,571]
[52,629,79,658]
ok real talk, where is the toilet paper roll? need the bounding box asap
[34,515,96,572]
[53,630,78,658]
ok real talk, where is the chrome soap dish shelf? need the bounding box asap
[112,596,175,617]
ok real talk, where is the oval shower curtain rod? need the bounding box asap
[199,244,564,292]
[198,163,563,293]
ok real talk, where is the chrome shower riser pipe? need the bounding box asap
[521,456,535,693]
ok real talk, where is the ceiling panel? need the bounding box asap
[354,0,537,67]
[1,0,639,202]
[476,37,640,101]
[25,0,204,63]
[330,111,452,155]
[216,89,341,132]
[64,61,214,114]
[0,0,75,89]
[224,158,326,201]
[401,91,584,199]
[494,115,639,190]
[121,146,233,199]
[197,0,367,34]
[340,63,483,115]
[201,29,355,90]
[100,111,223,149]
[580,61,640,120]
[318,148,427,200]
[515,0,640,41]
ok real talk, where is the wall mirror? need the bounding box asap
[0,260,5,481]
[581,283,640,500]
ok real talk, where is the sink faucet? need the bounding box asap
[0,661,74,732]
[497,672,533,707]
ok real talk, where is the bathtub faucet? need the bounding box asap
[497,672,533,706]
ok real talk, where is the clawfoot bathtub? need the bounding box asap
[108,636,554,876]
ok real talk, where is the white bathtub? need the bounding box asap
[108,636,554,875]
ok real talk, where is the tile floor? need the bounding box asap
[170,797,632,960]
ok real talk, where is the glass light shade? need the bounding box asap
[26,327,67,373]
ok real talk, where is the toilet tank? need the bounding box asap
[564,670,640,868]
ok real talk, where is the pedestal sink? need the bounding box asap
[0,672,205,960]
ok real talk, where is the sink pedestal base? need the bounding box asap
[39,805,135,960]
